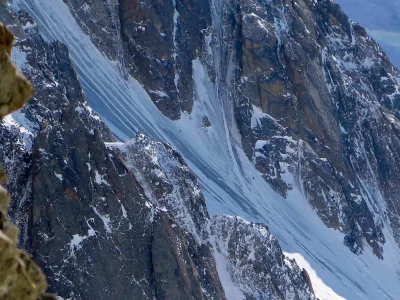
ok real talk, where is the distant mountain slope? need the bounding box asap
[3,0,400,299]
[0,2,316,299]
[335,0,400,68]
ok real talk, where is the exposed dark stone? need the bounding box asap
[4,0,400,297]
[56,0,400,259]
[202,115,212,128]
[215,0,400,258]
[0,5,316,299]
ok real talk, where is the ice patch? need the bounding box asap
[149,90,169,98]
[92,206,111,233]
[94,170,110,186]
[69,220,95,256]
[54,172,63,181]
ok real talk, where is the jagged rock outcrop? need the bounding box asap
[109,133,210,238]
[221,0,400,258]
[0,7,225,299]
[57,0,400,259]
[1,7,115,247]
[5,0,400,297]
[62,0,213,119]
[0,6,316,299]
[109,134,316,300]
[118,0,213,119]
[209,216,315,300]
[0,21,50,300]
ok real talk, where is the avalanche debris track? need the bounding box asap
[11,0,400,299]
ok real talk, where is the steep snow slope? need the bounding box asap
[10,0,400,299]
[335,0,400,69]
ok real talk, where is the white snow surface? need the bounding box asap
[2,111,35,150]
[10,0,400,299]
[92,206,111,234]
[11,46,28,70]
[284,252,346,300]
[68,220,95,257]
[208,234,247,300]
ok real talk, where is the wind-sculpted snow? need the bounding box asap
[0,7,228,299]
[8,0,400,299]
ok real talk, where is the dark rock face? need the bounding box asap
[110,134,316,300]
[152,212,224,300]
[1,7,115,247]
[209,216,315,300]
[31,108,154,299]
[118,0,213,119]
[0,5,316,299]
[110,133,210,238]
[58,0,400,259]
[213,0,400,258]
[63,0,213,119]
[0,16,50,300]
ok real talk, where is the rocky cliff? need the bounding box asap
[109,133,316,299]
[42,0,400,260]
[3,0,400,298]
[227,0,400,259]
[0,2,316,299]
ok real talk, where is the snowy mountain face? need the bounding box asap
[0,2,315,300]
[334,0,400,69]
[1,0,400,299]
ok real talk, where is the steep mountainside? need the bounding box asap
[230,0,400,259]
[25,0,400,257]
[335,0,400,69]
[0,2,316,299]
[2,0,400,299]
